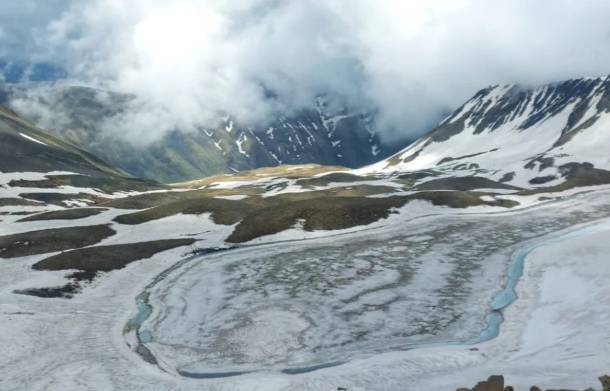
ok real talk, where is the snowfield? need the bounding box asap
[2,185,610,390]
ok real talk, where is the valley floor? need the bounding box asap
[1,189,610,390]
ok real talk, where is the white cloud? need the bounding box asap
[9,0,610,143]
[0,0,70,60]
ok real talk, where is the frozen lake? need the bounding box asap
[132,192,610,377]
[4,189,610,390]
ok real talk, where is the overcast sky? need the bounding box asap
[2,0,610,143]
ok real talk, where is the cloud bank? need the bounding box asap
[5,0,610,143]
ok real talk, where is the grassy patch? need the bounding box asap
[232,191,518,243]
[174,164,348,188]
[103,190,206,210]
[19,192,110,206]
[32,239,196,273]
[112,184,517,244]
[408,191,518,209]
[273,185,398,201]
[17,208,107,222]
[112,185,399,227]
[415,176,521,192]
[228,191,518,243]
[113,197,259,225]
[0,224,115,258]
[0,198,42,207]
[9,174,164,194]
[519,163,610,195]
[0,211,37,216]
[228,196,408,243]
[295,172,374,188]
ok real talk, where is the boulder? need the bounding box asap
[473,375,504,391]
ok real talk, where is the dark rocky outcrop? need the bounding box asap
[473,375,505,391]
[457,375,610,391]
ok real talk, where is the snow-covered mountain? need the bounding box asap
[367,76,610,189]
[1,85,403,182]
[5,76,610,391]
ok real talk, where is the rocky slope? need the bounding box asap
[1,85,403,182]
[366,76,610,191]
[0,105,161,193]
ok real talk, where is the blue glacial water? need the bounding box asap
[472,220,609,345]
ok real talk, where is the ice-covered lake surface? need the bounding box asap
[135,191,610,377]
[4,188,610,390]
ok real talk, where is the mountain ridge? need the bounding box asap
[0,106,163,193]
[1,84,405,183]
[365,75,610,190]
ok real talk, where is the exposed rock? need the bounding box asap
[499,172,516,183]
[473,375,504,391]
[456,376,610,391]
